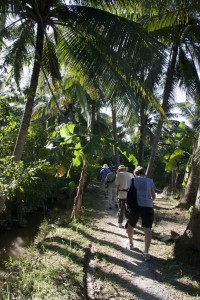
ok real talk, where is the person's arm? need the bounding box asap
[115,175,120,193]
[116,185,120,193]
[151,179,156,200]
[105,174,109,184]
[151,189,156,201]
[128,178,133,188]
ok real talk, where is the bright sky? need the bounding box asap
[174,87,186,102]
[173,87,190,125]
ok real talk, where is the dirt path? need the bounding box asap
[86,182,200,300]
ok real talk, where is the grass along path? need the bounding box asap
[0,181,200,299]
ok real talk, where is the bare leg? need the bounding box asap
[143,227,152,253]
[107,188,112,207]
[127,223,134,244]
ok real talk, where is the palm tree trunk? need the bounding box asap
[12,22,44,162]
[89,99,96,132]
[174,132,200,265]
[138,101,146,166]
[146,44,178,177]
[112,99,120,167]
[146,118,163,177]
[181,162,199,207]
[181,132,200,207]
[174,183,200,265]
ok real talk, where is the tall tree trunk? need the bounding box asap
[174,183,200,265]
[112,99,120,167]
[12,22,44,162]
[138,100,146,166]
[71,157,89,219]
[174,132,200,265]
[146,118,163,177]
[181,133,200,208]
[89,100,96,132]
[146,44,178,177]
[181,162,199,207]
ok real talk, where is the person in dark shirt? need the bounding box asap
[105,167,117,209]
[100,164,111,198]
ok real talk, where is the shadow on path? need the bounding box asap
[84,182,200,299]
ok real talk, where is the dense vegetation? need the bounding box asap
[0,0,200,285]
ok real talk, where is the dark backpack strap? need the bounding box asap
[126,178,138,210]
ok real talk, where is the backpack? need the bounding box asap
[107,173,116,184]
[126,178,138,211]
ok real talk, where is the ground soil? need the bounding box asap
[85,182,200,300]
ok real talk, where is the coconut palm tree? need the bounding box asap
[133,0,200,177]
[0,0,164,163]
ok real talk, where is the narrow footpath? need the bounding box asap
[85,182,199,300]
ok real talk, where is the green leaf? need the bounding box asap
[82,134,101,155]
[165,149,186,172]
[179,121,186,130]
[176,132,182,138]
[180,137,193,150]
[127,154,138,166]
[60,123,75,138]
[118,147,138,167]
[164,153,171,160]
[75,84,90,125]
[69,181,76,189]
[73,155,81,167]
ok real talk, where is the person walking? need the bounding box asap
[100,164,111,198]
[105,167,117,209]
[126,166,156,261]
[115,165,134,228]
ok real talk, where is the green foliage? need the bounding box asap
[188,205,194,216]
[164,149,186,173]
[48,122,103,179]
[0,158,57,212]
[87,164,101,183]
[0,95,21,156]
[75,83,90,125]
[162,121,194,174]
[22,122,50,162]
[50,121,139,183]
[118,147,138,168]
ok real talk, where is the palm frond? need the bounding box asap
[5,23,33,87]
[177,48,200,98]
[42,34,62,85]
[56,25,164,115]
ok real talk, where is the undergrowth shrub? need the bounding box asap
[0,158,60,217]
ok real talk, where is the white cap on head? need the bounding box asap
[102,164,109,168]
